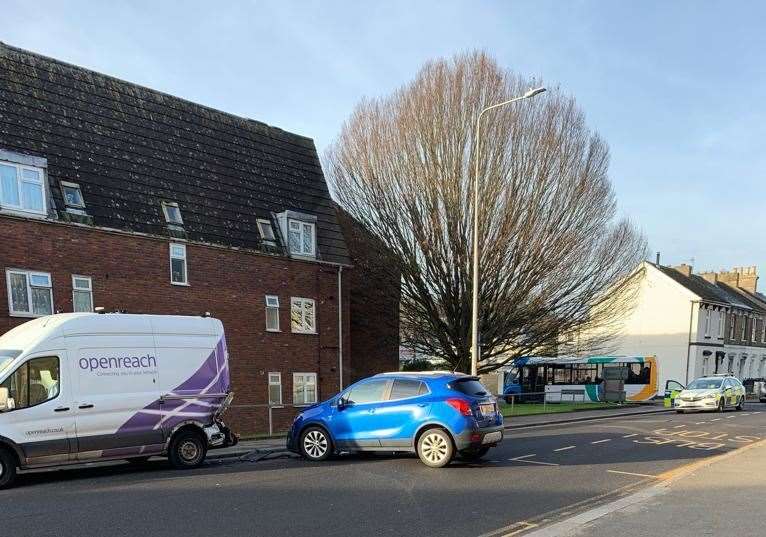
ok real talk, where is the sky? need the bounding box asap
[3,0,765,288]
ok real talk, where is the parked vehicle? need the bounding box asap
[673,374,746,413]
[0,313,237,489]
[287,372,503,468]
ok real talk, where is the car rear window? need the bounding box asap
[389,379,425,400]
[450,378,490,396]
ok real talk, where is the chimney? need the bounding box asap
[699,271,718,285]
[736,266,759,293]
[673,263,693,277]
[718,268,741,288]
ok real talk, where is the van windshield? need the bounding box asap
[0,350,21,375]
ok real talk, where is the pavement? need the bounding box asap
[4,402,764,537]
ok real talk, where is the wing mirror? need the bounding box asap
[336,396,350,410]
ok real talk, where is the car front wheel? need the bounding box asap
[300,427,332,461]
[717,398,725,412]
[736,396,744,411]
[417,428,454,468]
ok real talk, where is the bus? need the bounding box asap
[502,355,659,403]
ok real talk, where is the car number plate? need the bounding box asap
[482,431,502,444]
[480,403,495,416]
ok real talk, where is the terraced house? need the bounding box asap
[606,261,766,391]
[0,43,399,434]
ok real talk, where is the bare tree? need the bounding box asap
[325,51,646,373]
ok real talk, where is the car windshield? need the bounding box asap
[687,378,723,390]
[450,378,489,396]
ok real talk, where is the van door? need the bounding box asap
[0,353,75,466]
[73,331,163,461]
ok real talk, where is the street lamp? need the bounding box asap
[470,86,546,376]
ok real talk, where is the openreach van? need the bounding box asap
[0,313,237,489]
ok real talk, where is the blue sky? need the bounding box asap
[4,1,765,287]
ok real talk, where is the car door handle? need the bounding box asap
[368,409,376,414]
[78,404,94,409]
[54,406,70,412]
[417,403,428,407]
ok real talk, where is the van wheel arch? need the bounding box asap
[167,426,208,469]
[0,440,22,468]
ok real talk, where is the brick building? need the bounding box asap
[0,43,398,435]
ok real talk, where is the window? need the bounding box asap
[0,356,60,410]
[288,219,315,257]
[0,161,46,215]
[344,379,388,404]
[293,373,317,405]
[169,243,188,285]
[61,181,85,209]
[265,295,280,332]
[389,379,426,400]
[729,314,736,339]
[703,309,710,337]
[718,312,725,339]
[257,218,277,247]
[162,202,183,226]
[291,297,316,333]
[72,275,93,313]
[701,357,709,377]
[268,372,282,406]
[762,323,766,344]
[741,317,748,341]
[753,319,759,343]
[6,270,53,317]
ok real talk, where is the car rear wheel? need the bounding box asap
[300,427,332,462]
[168,429,207,469]
[417,428,453,468]
[459,446,490,461]
[0,449,18,490]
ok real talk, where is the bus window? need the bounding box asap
[553,366,572,385]
[626,363,651,384]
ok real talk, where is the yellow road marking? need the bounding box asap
[606,469,659,479]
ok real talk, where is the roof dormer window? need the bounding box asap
[1,160,46,216]
[257,218,278,248]
[61,181,87,215]
[162,201,184,226]
[288,219,315,257]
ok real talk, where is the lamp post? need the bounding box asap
[470,86,546,376]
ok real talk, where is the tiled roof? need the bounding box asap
[0,42,350,265]
[718,283,766,313]
[651,263,733,304]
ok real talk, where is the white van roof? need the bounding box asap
[0,313,223,352]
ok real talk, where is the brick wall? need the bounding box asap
[0,214,352,435]
[336,208,400,381]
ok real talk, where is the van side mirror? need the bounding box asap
[0,387,9,412]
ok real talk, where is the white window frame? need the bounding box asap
[60,180,85,209]
[741,316,748,341]
[752,318,759,343]
[287,219,316,257]
[265,294,280,332]
[169,243,189,286]
[257,218,277,246]
[718,311,725,339]
[0,160,47,216]
[162,201,184,226]
[6,269,53,318]
[268,372,282,406]
[293,372,317,406]
[703,308,710,337]
[729,314,736,339]
[290,297,316,334]
[71,275,93,313]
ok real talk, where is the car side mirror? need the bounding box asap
[337,396,350,409]
[0,387,9,412]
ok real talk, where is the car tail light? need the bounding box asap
[446,398,473,416]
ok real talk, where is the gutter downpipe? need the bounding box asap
[686,300,699,384]
[338,266,344,392]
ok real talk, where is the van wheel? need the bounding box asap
[0,449,17,490]
[417,428,454,468]
[300,427,332,462]
[168,430,207,469]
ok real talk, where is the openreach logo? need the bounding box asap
[79,355,157,375]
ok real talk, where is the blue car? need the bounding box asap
[286,372,504,467]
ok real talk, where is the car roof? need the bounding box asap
[372,371,473,381]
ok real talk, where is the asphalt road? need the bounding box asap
[4,404,765,537]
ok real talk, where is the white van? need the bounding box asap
[0,313,237,489]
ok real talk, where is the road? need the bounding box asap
[3,404,765,537]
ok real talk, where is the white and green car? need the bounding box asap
[674,375,746,413]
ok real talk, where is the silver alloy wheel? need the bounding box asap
[180,440,200,462]
[303,430,328,459]
[421,432,449,464]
